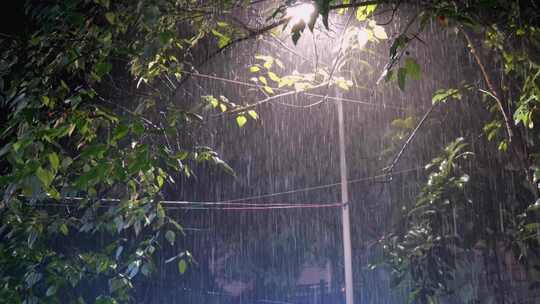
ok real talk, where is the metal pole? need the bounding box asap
[337,93,354,304]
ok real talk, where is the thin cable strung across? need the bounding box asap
[30,167,422,211]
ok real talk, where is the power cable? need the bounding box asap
[29,167,422,211]
[194,166,421,205]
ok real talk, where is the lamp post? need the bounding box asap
[285,4,355,303]
[336,91,354,304]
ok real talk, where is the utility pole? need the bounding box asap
[337,92,354,304]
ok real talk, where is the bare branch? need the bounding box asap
[227,82,330,113]
[460,26,514,141]
[384,103,437,176]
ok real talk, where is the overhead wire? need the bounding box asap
[36,202,343,211]
[180,166,422,205]
[30,167,422,211]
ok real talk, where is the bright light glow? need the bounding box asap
[286,3,316,26]
[357,28,369,49]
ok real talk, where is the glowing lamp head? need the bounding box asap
[286,2,316,26]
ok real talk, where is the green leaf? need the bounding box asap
[236,115,247,127]
[159,31,173,44]
[525,223,540,231]
[36,166,54,188]
[60,223,69,236]
[169,219,183,232]
[432,88,461,104]
[202,95,219,108]
[498,140,508,151]
[95,296,117,304]
[405,58,421,80]
[105,12,116,24]
[112,124,129,142]
[46,285,57,297]
[41,95,52,107]
[178,259,187,274]
[80,144,108,160]
[165,230,176,245]
[48,152,60,172]
[94,107,119,122]
[211,29,231,48]
[95,61,112,78]
[75,162,108,188]
[132,121,145,135]
[47,187,60,200]
[249,66,260,73]
[157,175,164,188]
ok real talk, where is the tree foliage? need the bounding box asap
[2,0,540,303]
[0,0,237,302]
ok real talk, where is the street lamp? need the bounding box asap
[286,4,355,304]
[286,2,316,26]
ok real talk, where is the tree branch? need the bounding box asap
[384,103,437,176]
[460,26,514,141]
[329,1,383,10]
[226,82,330,114]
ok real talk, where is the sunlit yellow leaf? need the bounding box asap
[268,71,280,82]
[356,4,377,21]
[337,81,350,91]
[247,110,258,120]
[338,0,350,15]
[263,86,274,94]
[219,103,227,112]
[356,8,368,21]
[373,25,388,39]
[236,115,247,127]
